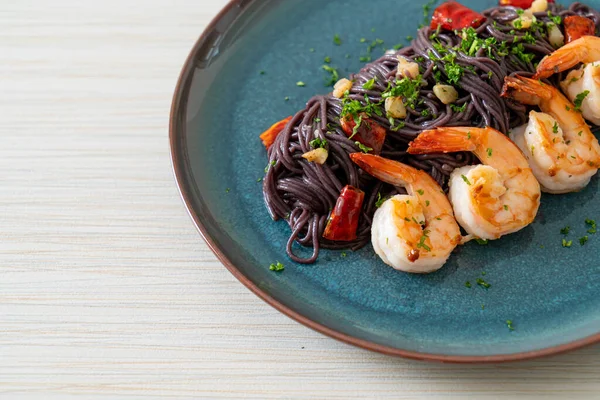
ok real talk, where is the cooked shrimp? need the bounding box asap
[408,127,541,240]
[350,153,462,274]
[502,75,600,193]
[534,36,600,79]
[533,36,600,125]
[560,62,600,126]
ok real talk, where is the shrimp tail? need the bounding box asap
[501,75,552,106]
[408,128,477,155]
[533,37,589,79]
[350,153,415,186]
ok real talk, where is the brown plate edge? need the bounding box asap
[168,0,600,364]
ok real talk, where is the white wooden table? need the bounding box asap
[2,1,600,398]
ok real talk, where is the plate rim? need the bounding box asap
[169,0,600,363]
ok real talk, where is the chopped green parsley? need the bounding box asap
[355,141,373,153]
[562,239,573,248]
[580,236,589,246]
[375,192,386,208]
[450,103,467,113]
[476,239,488,245]
[476,278,491,289]
[574,90,590,112]
[309,138,327,149]
[560,226,570,235]
[417,230,431,252]
[269,261,285,272]
[553,122,559,133]
[586,218,597,234]
[465,281,472,288]
[506,320,515,331]
[333,34,342,46]
[321,65,339,87]
[461,175,471,185]
[362,77,376,90]
[417,189,425,196]
[548,11,562,25]
[296,81,306,87]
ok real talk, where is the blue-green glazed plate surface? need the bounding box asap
[170,0,600,362]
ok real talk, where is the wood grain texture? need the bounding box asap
[1,1,600,398]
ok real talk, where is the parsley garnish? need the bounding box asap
[580,236,589,246]
[450,103,467,113]
[321,65,339,87]
[362,77,376,90]
[487,148,493,157]
[324,56,331,63]
[444,55,464,84]
[341,252,347,258]
[259,70,266,75]
[417,189,425,196]
[461,175,471,185]
[296,81,306,87]
[506,320,515,331]
[355,141,373,153]
[310,138,327,149]
[548,11,562,25]
[586,218,597,234]
[476,239,488,245]
[465,281,472,288]
[511,43,535,64]
[476,278,491,289]
[574,90,590,112]
[333,34,342,46]
[503,205,509,211]
[426,200,430,207]
[562,239,573,248]
[552,122,559,133]
[375,192,386,208]
[560,226,570,235]
[382,75,424,109]
[523,31,536,45]
[417,230,431,252]
[269,261,285,272]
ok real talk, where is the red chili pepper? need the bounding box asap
[259,116,293,149]
[564,16,596,44]
[430,1,486,31]
[323,185,365,242]
[340,115,387,155]
[499,0,554,8]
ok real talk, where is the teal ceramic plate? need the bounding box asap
[170,0,600,362]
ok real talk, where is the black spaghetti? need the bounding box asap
[262,1,600,263]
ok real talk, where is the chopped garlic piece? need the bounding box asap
[302,148,328,164]
[333,78,352,98]
[433,84,459,104]
[547,23,565,48]
[385,97,407,119]
[396,56,420,79]
[529,0,548,13]
[513,11,534,29]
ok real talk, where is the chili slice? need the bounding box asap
[430,1,486,31]
[259,116,293,149]
[323,185,365,242]
[564,16,596,44]
[340,115,386,155]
